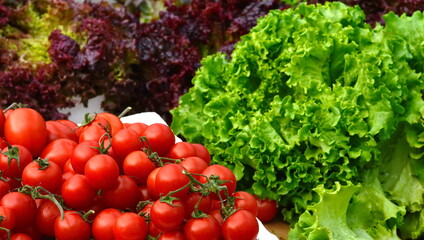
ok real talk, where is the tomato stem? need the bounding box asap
[117,106,133,118]
[0,226,11,240]
[18,185,65,220]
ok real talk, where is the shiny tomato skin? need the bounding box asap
[10,233,32,240]
[182,192,212,220]
[123,150,156,185]
[61,174,96,210]
[55,119,78,131]
[125,122,148,136]
[21,159,62,193]
[155,164,190,199]
[97,112,124,136]
[233,191,259,217]
[0,137,7,150]
[45,121,78,144]
[146,167,161,200]
[39,138,78,170]
[158,230,185,240]
[0,179,10,200]
[84,154,119,190]
[209,209,224,226]
[150,199,185,232]
[54,210,91,240]
[78,124,108,143]
[185,216,221,240]
[255,197,278,223]
[4,108,47,157]
[112,128,143,160]
[199,165,237,200]
[179,156,208,180]
[142,123,175,156]
[102,175,140,210]
[191,143,211,165]
[0,192,37,230]
[113,212,148,240]
[0,205,16,236]
[0,145,33,178]
[167,142,197,160]
[70,140,101,174]
[222,210,259,240]
[35,199,61,237]
[92,208,123,240]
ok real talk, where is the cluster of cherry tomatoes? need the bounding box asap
[0,106,278,240]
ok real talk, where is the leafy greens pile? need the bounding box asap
[170,2,424,239]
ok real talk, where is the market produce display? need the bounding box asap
[171,2,424,239]
[0,106,278,239]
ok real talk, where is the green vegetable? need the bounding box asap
[171,2,424,238]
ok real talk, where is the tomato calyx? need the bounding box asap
[2,145,21,169]
[79,113,98,128]
[3,102,22,113]
[34,157,50,170]
[18,185,65,220]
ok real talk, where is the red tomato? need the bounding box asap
[199,165,237,200]
[35,199,61,237]
[158,230,185,240]
[255,197,278,223]
[54,210,91,240]
[0,137,7,150]
[142,123,175,156]
[209,209,224,225]
[4,108,47,157]
[78,124,108,143]
[233,191,259,217]
[62,159,75,174]
[182,192,212,220]
[167,142,197,160]
[39,138,78,170]
[21,159,62,193]
[179,156,208,180]
[14,224,41,240]
[155,164,190,199]
[191,143,211,165]
[70,140,101,174]
[150,199,185,232]
[92,208,122,240]
[0,192,37,229]
[112,128,143,160]
[55,119,78,131]
[222,210,259,240]
[76,114,110,135]
[102,175,140,210]
[123,150,156,185]
[10,233,31,240]
[146,167,160,200]
[126,122,148,136]
[0,110,5,137]
[113,212,148,240]
[45,121,78,144]
[61,174,96,210]
[0,205,16,237]
[97,112,124,136]
[138,185,152,201]
[184,216,221,240]
[84,154,119,190]
[0,145,33,178]
[0,178,10,200]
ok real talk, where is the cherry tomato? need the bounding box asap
[39,138,78,170]
[35,199,61,237]
[138,185,152,201]
[63,159,75,174]
[102,175,140,210]
[0,110,5,137]
[14,224,41,240]
[0,145,33,178]
[255,197,278,223]
[54,210,91,240]
[92,208,122,240]
[55,119,78,132]
[10,233,32,240]
[21,158,62,193]
[179,156,208,180]
[70,140,101,174]
[182,192,212,220]
[185,215,221,240]
[97,112,124,136]
[209,209,224,225]
[233,191,258,217]
[112,128,143,160]
[78,124,108,143]
[61,174,96,210]
[150,199,185,232]
[191,143,211,165]
[4,108,47,157]
[123,150,156,185]
[155,164,190,199]
[125,122,148,136]
[199,165,237,200]
[0,137,7,150]
[84,154,119,190]
[146,167,161,200]
[45,121,78,144]
[113,212,148,240]
[0,192,37,230]
[0,205,16,237]
[0,178,10,200]
[142,123,175,156]
[76,114,110,136]
[167,142,197,160]
[222,210,259,240]
[158,230,185,240]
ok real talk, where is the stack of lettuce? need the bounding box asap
[171,2,424,239]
